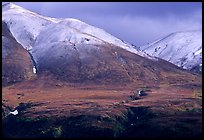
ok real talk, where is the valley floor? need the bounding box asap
[2,77,202,138]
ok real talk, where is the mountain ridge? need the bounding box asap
[2,2,154,60]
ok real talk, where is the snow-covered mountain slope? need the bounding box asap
[2,3,55,50]
[140,30,202,73]
[2,3,154,60]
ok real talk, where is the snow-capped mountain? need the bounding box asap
[2,3,153,60]
[2,3,200,84]
[140,30,202,73]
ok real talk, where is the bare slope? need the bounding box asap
[2,21,35,86]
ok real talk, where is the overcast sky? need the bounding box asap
[3,2,202,46]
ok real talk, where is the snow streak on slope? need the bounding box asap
[2,3,155,60]
[141,30,202,72]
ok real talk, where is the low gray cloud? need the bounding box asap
[3,2,202,46]
[81,12,201,46]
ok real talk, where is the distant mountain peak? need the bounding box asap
[140,30,202,73]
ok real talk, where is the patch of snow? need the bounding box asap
[194,48,202,56]
[9,109,18,115]
[33,66,37,74]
